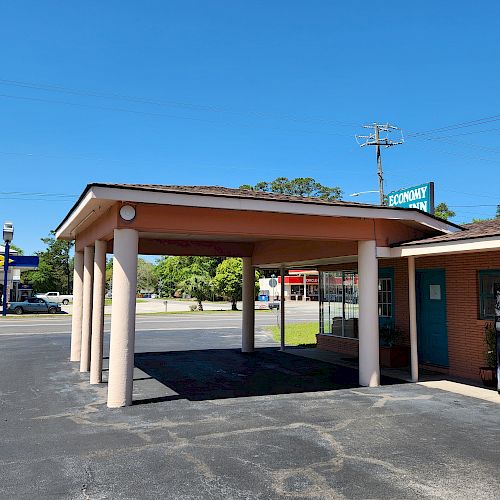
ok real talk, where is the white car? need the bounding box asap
[36,292,73,305]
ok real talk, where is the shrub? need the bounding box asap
[379,325,402,348]
[484,322,497,368]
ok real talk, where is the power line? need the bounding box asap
[0,190,76,196]
[407,114,500,137]
[4,78,500,162]
[0,196,76,202]
[448,204,499,208]
[0,77,359,129]
[406,140,500,164]
[410,125,500,140]
[0,93,356,140]
[409,135,500,155]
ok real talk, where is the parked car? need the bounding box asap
[9,297,61,315]
[35,291,73,305]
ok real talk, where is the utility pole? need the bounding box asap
[355,123,404,205]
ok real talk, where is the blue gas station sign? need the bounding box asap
[0,255,39,268]
[12,256,39,267]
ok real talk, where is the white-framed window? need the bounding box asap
[378,277,393,317]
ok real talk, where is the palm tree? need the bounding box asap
[178,274,212,311]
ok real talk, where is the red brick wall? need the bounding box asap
[316,334,358,356]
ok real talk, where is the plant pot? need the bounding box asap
[479,367,498,388]
[379,345,409,368]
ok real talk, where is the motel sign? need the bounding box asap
[387,182,435,214]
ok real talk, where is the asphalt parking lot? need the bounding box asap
[1,313,500,499]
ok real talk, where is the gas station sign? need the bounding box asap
[0,255,39,269]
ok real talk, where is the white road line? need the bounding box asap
[0,326,246,337]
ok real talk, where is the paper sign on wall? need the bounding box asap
[429,284,441,300]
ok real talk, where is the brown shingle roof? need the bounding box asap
[88,184,461,227]
[398,218,500,246]
[92,183,374,207]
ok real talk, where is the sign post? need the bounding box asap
[269,275,278,325]
[2,241,10,316]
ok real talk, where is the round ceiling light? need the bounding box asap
[119,204,136,221]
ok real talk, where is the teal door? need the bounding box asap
[416,269,449,366]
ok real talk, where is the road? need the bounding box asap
[0,307,319,337]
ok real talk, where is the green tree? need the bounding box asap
[105,258,113,292]
[434,202,456,220]
[240,176,342,200]
[10,244,24,255]
[213,258,260,310]
[471,204,500,223]
[178,274,213,311]
[24,231,74,293]
[213,258,243,310]
[136,258,158,293]
[155,256,222,297]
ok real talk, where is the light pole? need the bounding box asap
[2,221,14,316]
[350,190,380,199]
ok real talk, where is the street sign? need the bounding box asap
[387,182,434,214]
[0,255,39,268]
[269,278,278,288]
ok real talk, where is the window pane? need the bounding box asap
[479,272,500,319]
[378,277,392,318]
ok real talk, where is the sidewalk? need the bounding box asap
[60,298,321,315]
[285,346,500,404]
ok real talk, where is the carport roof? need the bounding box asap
[55,183,462,241]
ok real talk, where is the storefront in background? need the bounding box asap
[258,270,319,301]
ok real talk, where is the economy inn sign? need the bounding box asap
[387,182,434,214]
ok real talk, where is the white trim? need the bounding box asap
[388,235,500,257]
[56,185,460,239]
[55,190,95,239]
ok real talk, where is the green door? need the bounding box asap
[416,269,449,366]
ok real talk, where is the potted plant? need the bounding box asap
[479,322,498,388]
[379,325,409,368]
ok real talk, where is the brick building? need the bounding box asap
[316,218,500,383]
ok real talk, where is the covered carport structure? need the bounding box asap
[55,183,459,407]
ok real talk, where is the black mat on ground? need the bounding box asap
[134,347,405,403]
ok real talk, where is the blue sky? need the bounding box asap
[2,1,500,254]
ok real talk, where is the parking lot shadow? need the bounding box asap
[133,348,404,405]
